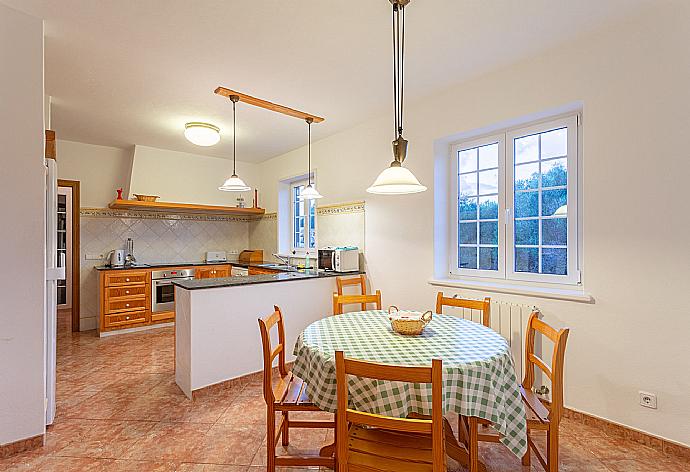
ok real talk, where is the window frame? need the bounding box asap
[449,114,580,285]
[289,178,317,254]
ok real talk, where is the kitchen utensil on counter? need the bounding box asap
[133,194,159,202]
[124,238,137,265]
[205,251,227,263]
[109,249,125,267]
[239,249,263,263]
[388,306,433,336]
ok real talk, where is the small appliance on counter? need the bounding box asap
[205,251,227,263]
[239,249,264,264]
[108,249,125,267]
[124,238,136,265]
[318,246,359,272]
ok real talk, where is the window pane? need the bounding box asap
[478,169,498,195]
[515,247,539,273]
[542,188,567,216]
[515,134,538,164]
[459,197,477,220]
[459,222,477,244]
[542,248,567,275]
[515,219,538,245]
[514,162,539,190]
[479,221,498,245]
[478,143,498,170]
[479,196,498,220]
[459,173,478,197]
[459,148,477,173]
[479,247,498,271]
[515,191,538,218]
[541,128,567,159]
[541,158,567,188]
[459,247,477,269]
[542,218,567,246]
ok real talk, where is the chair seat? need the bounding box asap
[521,386,550,430]
[346,425,436,472]
[273,372,320,411]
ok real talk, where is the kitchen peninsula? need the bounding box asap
[172,269,363,399]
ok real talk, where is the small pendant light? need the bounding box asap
[219,95,251,192]
[299,117,323,200]
[367,0,426,195]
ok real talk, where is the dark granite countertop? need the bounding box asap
[172,270,365,290]
[94,260,277,271]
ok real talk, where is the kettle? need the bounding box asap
[109,249,125,267]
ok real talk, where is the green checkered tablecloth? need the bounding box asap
[292,310,528,458]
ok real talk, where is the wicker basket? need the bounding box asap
[133,194,160,202]
[388,306,433,336]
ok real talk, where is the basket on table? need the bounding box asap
[388,306,433,336]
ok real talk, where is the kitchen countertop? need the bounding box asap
[94,260,277,271]
[172,269,365,290]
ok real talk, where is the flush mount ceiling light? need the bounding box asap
[184,122,220,146]
[299,118,323,200]
[367,0,426,195]
[219,96,251,192]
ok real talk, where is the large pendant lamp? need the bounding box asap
[219,95,251,192]
[299,117,323,200]
[367,0,426,195]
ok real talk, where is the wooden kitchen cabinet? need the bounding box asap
[195,265,231,279]
[248,267,280,275]
[99,269,151,334]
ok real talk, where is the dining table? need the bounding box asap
[291,309,528,469]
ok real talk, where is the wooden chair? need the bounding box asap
[332,290,382,315]
[335,351,446,472]
[336,274,367,309]
[435,292,491,328]
[258,306,335,471]
[460,311,570,472]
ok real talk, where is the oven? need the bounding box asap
[151,268,196,313]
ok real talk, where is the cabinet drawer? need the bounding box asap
[104,310,147,328]
[106,285,148,299]
[105,271,148,286]
[106,297,147,314]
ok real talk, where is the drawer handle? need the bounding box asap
[125,278,130,282]
[125,303,130,307]
[125,290,130,294]
[125,316,130,320]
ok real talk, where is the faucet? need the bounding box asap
[272,253,296,271]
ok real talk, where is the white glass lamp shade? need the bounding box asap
[219,174,251,192]
[184,122,220,146]
[367,164,427,195]
[299,184,323,200]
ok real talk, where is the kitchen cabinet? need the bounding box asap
[196,265,231,279]
[99,269,150,334]
[248,267,280,275]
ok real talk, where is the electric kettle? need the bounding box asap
[109,249,125,267]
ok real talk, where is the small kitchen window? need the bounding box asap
[290,178,317,253]
[450,114,580,285]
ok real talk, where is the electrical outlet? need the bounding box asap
[85,253,104,260]
[639,391,657,409]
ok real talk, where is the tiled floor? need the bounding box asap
[1,314,688,471]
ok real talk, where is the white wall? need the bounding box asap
[129,145,260,207]
[0,3,46,446]
[57,140,133,207]
[257,2,690,446]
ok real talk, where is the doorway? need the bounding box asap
[57,179,80,332]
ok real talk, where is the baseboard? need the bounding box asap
[562,406,690,460]
[0,434,43,459]
[99,322,174,337]
[191,362,295,401]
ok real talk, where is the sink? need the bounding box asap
[256,263,298,272]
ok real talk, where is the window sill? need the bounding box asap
[428,277,593,303]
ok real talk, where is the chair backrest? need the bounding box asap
[332,290,382,315]
[522,311,570,423]
[336,275,367,309]
[435,292,491,328]
[257,305,288,405]
[335,351,445,472]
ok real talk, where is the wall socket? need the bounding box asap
[639,391,657,409]
[85,253,105,260]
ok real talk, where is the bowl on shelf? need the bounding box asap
[133,194,160,202]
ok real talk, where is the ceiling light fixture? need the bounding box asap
[184,122,220,146]
[219,96,251,192]
[367,0,426,195]
[299,117,323,200]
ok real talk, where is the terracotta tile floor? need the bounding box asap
[1,320,688,471]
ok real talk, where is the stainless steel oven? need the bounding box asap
[151,268,196,313]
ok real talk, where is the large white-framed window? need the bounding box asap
[290,178,317,253]
[450,114,580,285]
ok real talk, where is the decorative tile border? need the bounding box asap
[80,207,254,222]
[317,201,365,216]
[0,434,43,459]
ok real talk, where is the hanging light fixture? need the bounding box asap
[184,122,220,146]
[367,0,426,195]
[219,95,251,192]
[299,117,323,200]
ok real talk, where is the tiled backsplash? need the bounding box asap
[79,215,249,330]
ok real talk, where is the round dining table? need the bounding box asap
[292,310,528,459]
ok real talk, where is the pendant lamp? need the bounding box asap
[367,0,426,195]
[299,117,323,200]
[219,95,251,192]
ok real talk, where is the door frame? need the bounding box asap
[57,179,80,332]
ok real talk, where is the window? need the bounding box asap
[451,115,579,284]
[291,179,317,252]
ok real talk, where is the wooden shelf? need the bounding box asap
[108,200,265,216]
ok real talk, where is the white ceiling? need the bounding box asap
[5,0,651,162]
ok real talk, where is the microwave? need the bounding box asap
[318,247,359,272]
